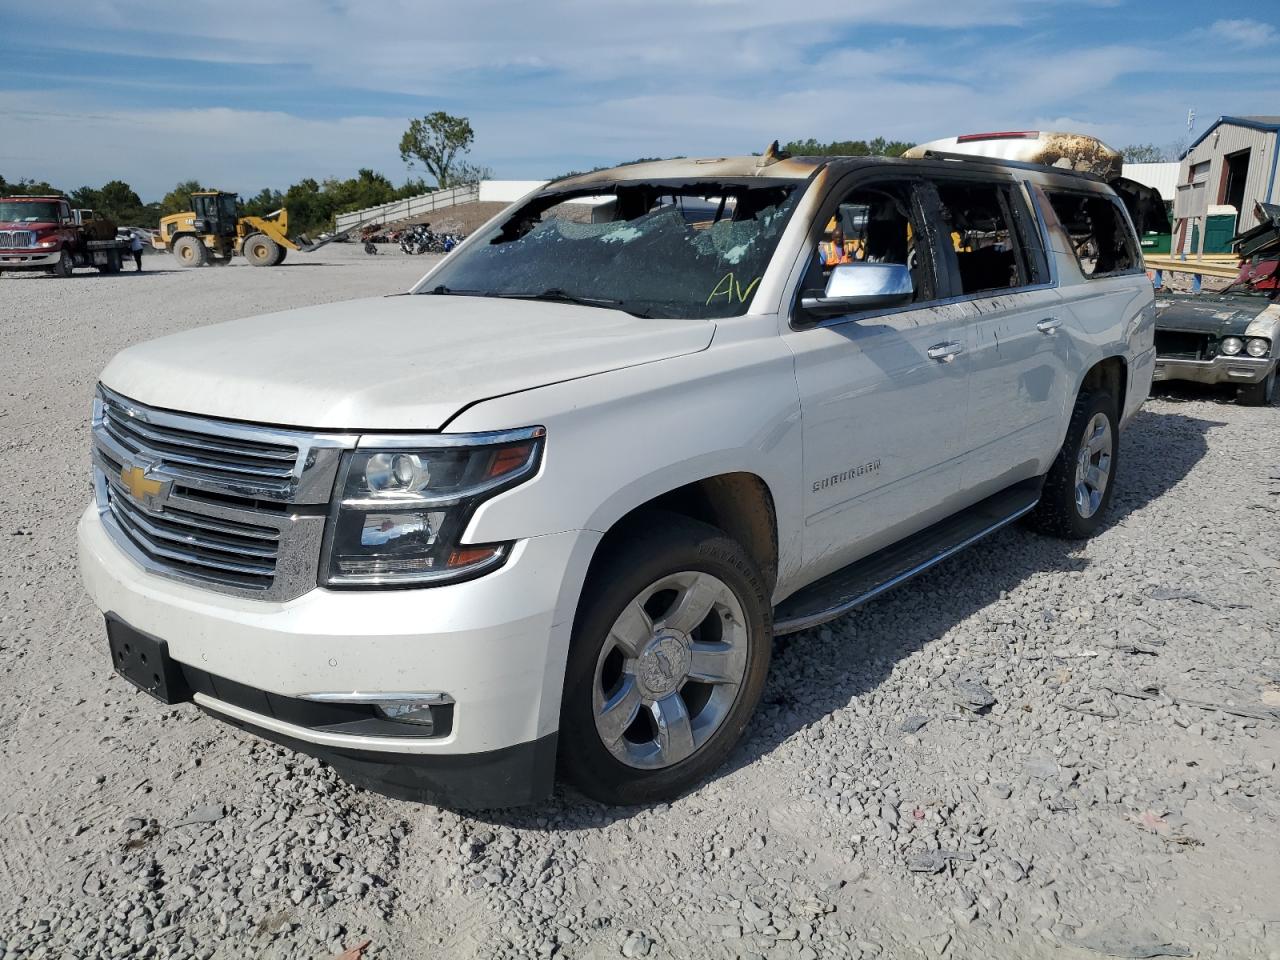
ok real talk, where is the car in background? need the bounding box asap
[1153,292,1279,405]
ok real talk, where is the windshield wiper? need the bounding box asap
[500,288,624,309]
[422,284,491,297]
[502,288,657,317]
[428,286,654,317]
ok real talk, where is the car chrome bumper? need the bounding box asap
[0,250,61,267]
[1152,354,1276,386]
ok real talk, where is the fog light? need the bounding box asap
[375,701,439,726]
[301,691,453,730]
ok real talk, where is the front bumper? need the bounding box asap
[0,250,61,268]
[79,505,598,806]
[1152,353,1276,386]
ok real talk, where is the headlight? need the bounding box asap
[38,240,58,249]
[1246,337,1269,358]
[321,428,544,587]
[1220,336,1243,356]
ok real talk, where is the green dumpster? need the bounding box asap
[1188,206,1238,255]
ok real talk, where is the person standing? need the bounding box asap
[129,231,144,272]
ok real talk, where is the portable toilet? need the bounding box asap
[1188,205,1238,254]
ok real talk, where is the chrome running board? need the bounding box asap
[772,477,1043,635]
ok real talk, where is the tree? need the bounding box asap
[241,187,284,218]
[96,180,147,223]
[0,174,61,196]
[782,137,914,157]
[161,180,206,215]
[399,112,476,188]
[1119,143,1168,163]
[69,185,102,210]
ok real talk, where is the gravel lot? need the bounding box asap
[1,247,1278,960]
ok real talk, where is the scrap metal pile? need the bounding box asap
[1230,201,1280,294]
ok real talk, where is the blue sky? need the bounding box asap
[1,1,1277,200]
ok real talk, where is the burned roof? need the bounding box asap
[551,155,826,189]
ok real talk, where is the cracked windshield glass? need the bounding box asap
[419,181,801,319]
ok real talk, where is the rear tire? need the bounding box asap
[1025,390,1119,540]
[559,511,772,805]
[1237,370,1276,406]
[243,233,279,267]
[172,236,207,267]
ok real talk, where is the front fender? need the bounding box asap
[450,326,806,593]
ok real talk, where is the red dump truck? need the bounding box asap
[0,195,129,276]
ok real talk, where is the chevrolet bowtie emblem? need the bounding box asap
[120,464,171,510]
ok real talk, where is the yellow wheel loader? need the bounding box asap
[154,191,337,267]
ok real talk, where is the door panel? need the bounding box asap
[925,177,1074,494]
[786,305,970,583]
[959,288,1072,494]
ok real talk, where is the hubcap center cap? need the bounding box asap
[636,632,691,698]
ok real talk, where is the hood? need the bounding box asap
[1155,294,1278,337]
[0,220,57,231]
[100,294,715,430]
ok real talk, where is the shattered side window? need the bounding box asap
[418,181,801,319]
[1044,191,1140,278]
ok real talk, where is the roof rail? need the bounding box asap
[918,149,1105,182]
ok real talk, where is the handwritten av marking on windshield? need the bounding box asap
[706,273,762,306]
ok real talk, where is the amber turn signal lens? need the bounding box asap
[486,441,534,479]
[448,545,501,568]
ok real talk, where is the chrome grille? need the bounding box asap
[0,230,36,249]
[104,469,279,590]
[100,389,300,499]
[91,385,355,600]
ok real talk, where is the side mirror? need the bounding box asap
[800,262,913,318]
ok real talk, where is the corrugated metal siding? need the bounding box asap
[1122,162,1179,201]
[1177,124,1278,229]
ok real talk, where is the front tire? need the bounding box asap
[243,233,279,267]
[1026,390,1119,540]
[49,250,73,277]
[560,512,772,805]
[1237,369,1276,406]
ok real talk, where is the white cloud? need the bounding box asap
[1208,18,1279,49]
[0,92,407,197]
[0,1,1264,197]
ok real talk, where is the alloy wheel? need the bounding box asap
[592,571,749,770]
[1073,412,1112,518]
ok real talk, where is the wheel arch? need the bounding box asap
[588,471,780,596]
[1077,353,1127,414]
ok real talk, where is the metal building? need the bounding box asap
[1173,116,1280,254]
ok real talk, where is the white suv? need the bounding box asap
[78,142,1156,807]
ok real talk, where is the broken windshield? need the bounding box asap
[418,180,803,319]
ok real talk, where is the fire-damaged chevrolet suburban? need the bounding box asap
[79,133,1160,807]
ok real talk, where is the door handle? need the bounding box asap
[926,341,964,362]
[1036,316,1063,334]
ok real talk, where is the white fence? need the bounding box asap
[334,183,480,232]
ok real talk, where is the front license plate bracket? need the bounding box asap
[105,616,191,705]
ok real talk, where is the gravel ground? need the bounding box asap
[1,248,1278,960]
